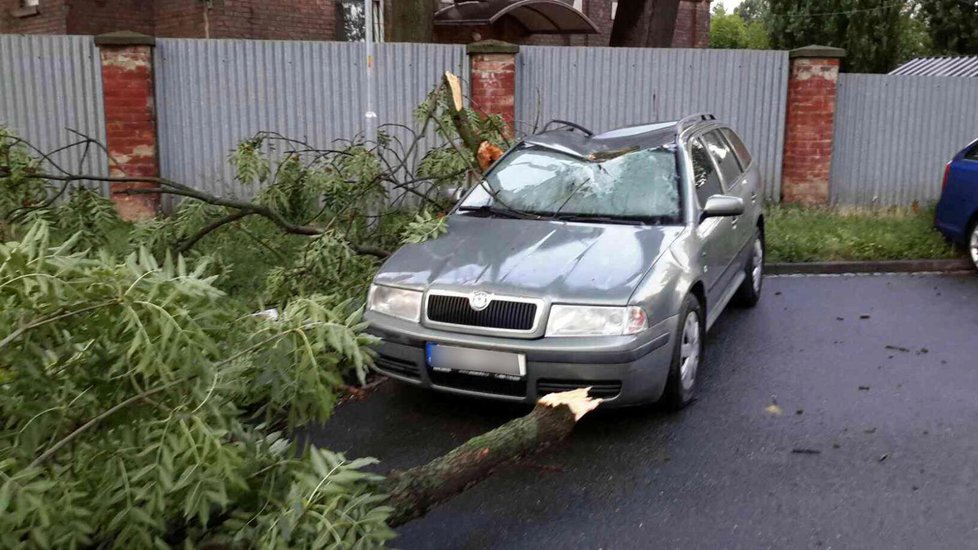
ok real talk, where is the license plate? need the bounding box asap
[426,343,525,379]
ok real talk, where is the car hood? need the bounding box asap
[373,215,684,304]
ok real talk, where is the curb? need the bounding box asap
[767,258,974,275]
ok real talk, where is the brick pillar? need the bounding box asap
[780,45,846,205]
[94,31,160,220]
[466,40,519,134]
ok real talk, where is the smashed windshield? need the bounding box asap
[458,145,682,222]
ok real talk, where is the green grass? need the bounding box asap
[765,204,962,263]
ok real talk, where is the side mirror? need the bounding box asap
[700,194,745,221]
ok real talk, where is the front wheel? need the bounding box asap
[734,229,764,307]
[661,294,704,411]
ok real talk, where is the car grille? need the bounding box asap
[426,294,537,331]
[537,379,622,399]
[374,354,421,379]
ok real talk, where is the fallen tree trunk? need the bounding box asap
[383,388,600,527]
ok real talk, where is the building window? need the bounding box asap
[572,0,583,10]
[22,0,40,7]
[338,0,384,42]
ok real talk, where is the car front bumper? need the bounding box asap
[364,311,678,407]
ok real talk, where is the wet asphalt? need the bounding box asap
[306,273,978,549]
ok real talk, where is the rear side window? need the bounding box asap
[690,138,723,206]
[966,143,978,161]
[721,128,753,170]
[703,130,743,188]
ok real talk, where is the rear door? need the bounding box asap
[720,127,762,212]
[703,129,753,261]
[689,136,738,301]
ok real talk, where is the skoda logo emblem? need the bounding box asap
[468,291,492,311]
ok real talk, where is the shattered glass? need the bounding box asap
[462,146,681,220]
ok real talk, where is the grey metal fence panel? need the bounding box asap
[517,47,789,201]
[0,35,108,193]
[830,74,978,206]
[155,39,468,198]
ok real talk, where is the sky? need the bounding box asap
[720,0,743,12]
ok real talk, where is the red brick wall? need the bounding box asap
[98,42,160,219]
[67,0,154,35]
[672,0,710,48]
[155,0,335,40]
[582,0,613,46]
[468,47,517,134]
[781,57,841,205]
[0,0,68,34]
[153,0,204,36]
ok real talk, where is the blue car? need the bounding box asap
[935,138,978,271]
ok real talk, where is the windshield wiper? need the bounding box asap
[458,204,536,220]
[550,213,664,226]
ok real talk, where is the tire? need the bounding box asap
[734,229,764,307]
[969,220,978,272]
[661,294,704,411]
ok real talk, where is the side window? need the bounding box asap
[703,130,743,188]
[690,137,723,206]
[721,128,753,170]
[966,143,978,161]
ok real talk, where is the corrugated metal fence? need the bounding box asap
[0,35,108,191]
[830,74,978,206]
[517,47,789,201]
[155,39,467,198]
[5,34,977,209]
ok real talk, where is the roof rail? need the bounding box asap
[541,119,594,136]
[676,113,717,133]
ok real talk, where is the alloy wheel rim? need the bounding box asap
[679,311,701,391]
[969,226,978,267]
[752,238,764,293]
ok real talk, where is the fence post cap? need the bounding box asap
[94,31,156,47]
[467,40,519,55]
[789,45,845,59]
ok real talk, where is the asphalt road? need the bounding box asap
[306,273,978,549]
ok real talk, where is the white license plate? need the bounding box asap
[426,343,525,378]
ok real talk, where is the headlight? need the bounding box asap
[367,284,422,322]
[545,305,648,337]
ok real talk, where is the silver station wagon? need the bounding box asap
[365,114,764,409]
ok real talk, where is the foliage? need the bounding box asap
[0,223,393,548]
[919,0,978,55]
[766,203,959,262]
[735,0,768,22]
[896,5,935,63]
[766,0,907,73]
[401,210,449,244]
[710,4,770,49]
[0,81,497,547]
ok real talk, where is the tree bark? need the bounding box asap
[609,0,683,47]
[441,73,483,159]
[383,389,600,527]
[389,0,435,43]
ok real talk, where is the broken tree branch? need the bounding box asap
[383,388,600,527]
[441,72,482,158]
[0,169,393,259]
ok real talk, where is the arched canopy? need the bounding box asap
[434,0,600,34]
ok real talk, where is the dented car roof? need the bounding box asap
[523,121,681,159]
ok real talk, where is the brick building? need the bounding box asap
[1,0,336,40]
[1,0,708,48]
